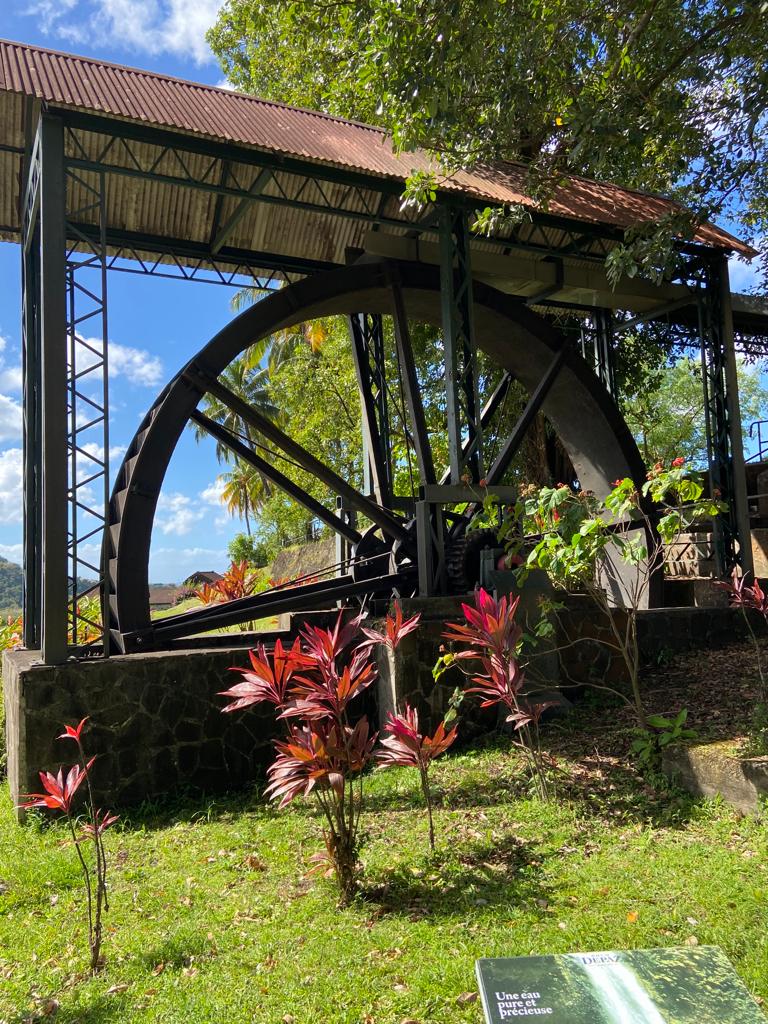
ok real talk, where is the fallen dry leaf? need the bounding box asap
[456,991,478,1005]
[106,983,129,996]
[685,935,699,946]
[627,911,639,924]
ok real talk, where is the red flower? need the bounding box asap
[58,717,89,742]
[360,601,421,652]
[19,757,95,814]
[612,478,623,487]
[671,456,685,468]
[552,509,560,523]
[478,478,487,488]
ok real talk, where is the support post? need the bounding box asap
[21,144,42,650]
[415,500,446,596]
[718,256,753,576]
[698,255,752,576]
[39,115,69,664]
[439,206,483,483]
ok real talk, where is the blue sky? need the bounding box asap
[0,2,763,584]
[0,1,249,583]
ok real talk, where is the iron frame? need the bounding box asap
[17,105,755,661]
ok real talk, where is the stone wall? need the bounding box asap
[4,599,759,818]
[3,646,278,819]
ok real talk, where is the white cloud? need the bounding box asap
[200,477,226,506]
[729,255,760,295]
[109,342,165,387]
[0,367,23,392]
[0,332,22,394]
[0,449,23,525]
[154,491,205,536]
[77,337,164,388]
[80,441,127,463]
[0,543,24,564]
[30,0,220,65]
[0,395,22,443]
[149,545,229,583]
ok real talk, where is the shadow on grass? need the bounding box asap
[113,784,268,834]
[52,996,125,1024]
[133,927,214,973]
[361,831,547,920]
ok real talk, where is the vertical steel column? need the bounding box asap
[595,308,617,400]
[348,312,392,503]
[415,499,446,596]
[698,255,752,576]
[64,164,111,653]
[439,206,483,483]
[39,115,69,664]
[21,131,42,649]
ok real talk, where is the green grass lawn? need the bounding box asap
[0,723,767,1024]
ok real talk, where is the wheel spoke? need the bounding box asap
[190,410,363,545]
[486,340,573,485]
[184,365,410,543]
[388,269,437,485]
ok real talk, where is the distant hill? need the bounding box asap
[0,557,22,610]
[0,557,96,613]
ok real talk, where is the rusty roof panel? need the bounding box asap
[0,37,753,256]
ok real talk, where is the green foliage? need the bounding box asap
[522,465,722,591]
[520,463,722,729]
[209,0,768,286]
[254,318,364,553]
[0,558,22,612]
[623,356,768,468]
[631,709,698,767]
[227,532,269,567]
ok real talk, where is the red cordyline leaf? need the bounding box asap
[264,719,376,808]
[505,701,558,731]
[81,808,119,837]
[282,656,378,721]
[377,703,458,768]
[19,756,96,814]
[466,653,527,707]
[715,569,768,617]
[443,588,522,660]
[219,637,305,712]
[360,601,422,651]
[298,609,365,677]
[57,717,89,742]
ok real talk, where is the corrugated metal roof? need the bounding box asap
[0,37,752,255]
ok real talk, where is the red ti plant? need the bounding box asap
[19,718,117,972]
[377,704,457,851]
[442,588,554,798]
[715,570,768,702]
[219,604,421,902]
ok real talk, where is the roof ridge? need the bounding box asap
[0,36,389,137]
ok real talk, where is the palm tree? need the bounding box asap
[219,460,262,534]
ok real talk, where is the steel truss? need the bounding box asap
[19,104,755,661]
[65,164,110,651]
[348,312,392,504]
[440,207,483,484]
[56,110,660,266]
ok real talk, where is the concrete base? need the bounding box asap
[3,646,278,818]
[663,742,768,815]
